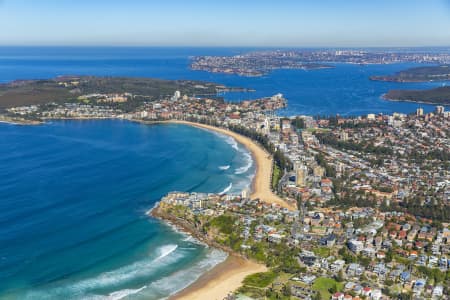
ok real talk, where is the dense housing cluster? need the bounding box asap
[4,85,450,299]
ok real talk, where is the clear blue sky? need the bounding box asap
[0,0,449,47]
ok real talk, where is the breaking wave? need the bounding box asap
[23,244,183,300]
[137,249,228,299]
[155,244,178,261]
[224,136,239,151]
[219,182,233,195]
[235,152,253,174]
[218,165,230,170]
[106,285,147,300]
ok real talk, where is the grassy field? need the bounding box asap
[313,247,331,258]
[242,271,277,288]
[272,163,281,190]
[312,277,344,300]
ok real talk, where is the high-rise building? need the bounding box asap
[296,165,308,186]
[241,188,249,200]
[313,166,325,177]
[171,91,181,101]
[436,106,445,115]
[416,107,424,116]
[339,131,349,141]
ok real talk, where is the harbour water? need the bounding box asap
[0,47,448,299]
[0,47,447,115]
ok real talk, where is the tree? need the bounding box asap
[335,270,344,282]
[313,292,321,300]
[328,283,338,294]
[282,283,292,297]
[385,249,393,263]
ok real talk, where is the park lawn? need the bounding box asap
[306,128,331,133]
[272,163,281,190]
[313,247,331,258]
[312,277,344,300]
[243,271,277,288]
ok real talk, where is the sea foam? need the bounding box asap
[219,182,233,195]
[23,244,183,300]
[106,285,147,300]
[137,249,228,299]
[155,244,178,261]
[235,152,253,174]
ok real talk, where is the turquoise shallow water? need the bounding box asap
[0,120,254,299]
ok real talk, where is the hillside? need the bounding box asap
[370,65,450,82]
[383,86,450,105]
[0,76,223,109]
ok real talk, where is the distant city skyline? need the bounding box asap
[1,0,450,47]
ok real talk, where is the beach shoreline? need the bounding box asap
[150,205,267,300]
[156,120,295,210]
[7,116,287,299]
[147,119,293,300]
[169,255,267,300]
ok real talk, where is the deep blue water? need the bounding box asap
[0,47,448,115]
[0,120,254,299]
[0,47,449,299]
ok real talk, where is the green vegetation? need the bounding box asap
[371,65,450,82]
[291,117,305,129]
[226,123,293,191]
[338,247,357,264]
[416,266,449,284]
[0,80,74,108]
[209,215,236,234]
[384,86,450,105]
[314,153,336,178]
[272,163,281,190]
[248,243,267,262]
[166,205,190,218]
[312,277,343,300]
[0,76,223,110]
[206,215,243,251]
[313,247,331,258]
[316,132,394,156]
[242,271,277,288]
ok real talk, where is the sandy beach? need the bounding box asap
[151,120,293,300]
[170,120,295,210]
[170,255,267,300]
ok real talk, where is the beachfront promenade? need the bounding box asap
[151,120,294,300]
[168,120,296,211]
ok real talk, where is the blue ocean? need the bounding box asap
[0,47,448,299]
[0,120,254,299]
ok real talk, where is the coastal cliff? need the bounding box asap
[149,201,268,300]
[149,204,239,256]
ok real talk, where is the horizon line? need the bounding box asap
[0,45,450,49]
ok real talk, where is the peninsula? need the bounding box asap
[383,86,450,105]
[371,65,450,82]
[2,75,449,300]
[0,76,248,109]
[191,49,450,77]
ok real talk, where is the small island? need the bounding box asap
[383,86,450,105]
[370,65,450,82]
